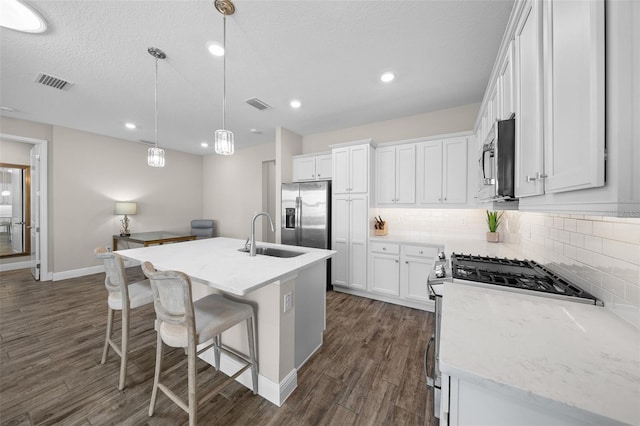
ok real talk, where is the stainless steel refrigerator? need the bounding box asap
[281,181,331,249]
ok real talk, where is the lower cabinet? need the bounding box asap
[441,374,601,426]
[365,241,440,310]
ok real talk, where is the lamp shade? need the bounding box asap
[115,202,137,215]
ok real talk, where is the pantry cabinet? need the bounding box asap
[417,137,468,205]
[333,193,368,290]
[332,140,373,291]
[292,153,332,182]
[376,144,416,206]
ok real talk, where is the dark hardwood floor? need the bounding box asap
[0,267,437,425]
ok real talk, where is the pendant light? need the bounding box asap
[214,0,235,155]
[147,47,166,167]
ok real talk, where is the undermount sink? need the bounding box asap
[238,246,304,258]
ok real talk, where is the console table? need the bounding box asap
[112,231,196,250]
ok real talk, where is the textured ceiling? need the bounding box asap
[0,0,514,155]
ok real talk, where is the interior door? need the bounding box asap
[30,146,40,280]
[9,169,23,253]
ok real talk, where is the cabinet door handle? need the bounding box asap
[443,197,447,201]
[395,260,399,263]
[526,172,548,182]
[405,261,409,264]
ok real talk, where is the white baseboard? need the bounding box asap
[199,349,298,406]
[52,265,104,281]
[0,260,34,272]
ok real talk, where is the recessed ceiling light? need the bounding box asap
[207,43,224,57]
[0,0,47,33]
[125,122,136,130]
[380,72,395,83]
[201,142,209,148]
[290,100,301,109]
[250,128,262,134]
[0,106,16,112]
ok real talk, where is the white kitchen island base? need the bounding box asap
[117,237,334,407]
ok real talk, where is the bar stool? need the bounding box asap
[94,247,154,390]
[141,261,258,426]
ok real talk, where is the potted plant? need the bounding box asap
[486,210,504,243]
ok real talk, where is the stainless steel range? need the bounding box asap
[425,252,602,419]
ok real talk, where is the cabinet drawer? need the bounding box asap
[370,241,400,255]
[403,245,437,258]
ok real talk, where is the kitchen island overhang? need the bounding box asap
[116,237,335,406]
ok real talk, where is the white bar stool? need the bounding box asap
[94,247,154,390]
[141,261,258,426]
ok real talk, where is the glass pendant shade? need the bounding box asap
[214,129,234,155]
[147,146,165,167]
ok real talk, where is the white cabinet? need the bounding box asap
[376,144,416,205]
[443,375,600,426]
[497,41,515,120]
[333,194,368,290]
[401,245,437,303]
[332,141,372,291]
[515,0,545,198]
[333,144,370,194]
[542,0,605,194]
[366,242,439,310]
[292,153,332,182]
[417,137,468,205]
[369,242,400,296]
[515,0,605,198]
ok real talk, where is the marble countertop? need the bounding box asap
[369,232,524,258]
[116,237,335,296]
[440,282,640,425]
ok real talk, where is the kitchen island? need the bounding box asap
[117,237,335,406]
[439,282,640,425]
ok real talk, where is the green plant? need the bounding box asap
[486,210,504,233]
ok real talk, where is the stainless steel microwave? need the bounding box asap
[478,117,516,201]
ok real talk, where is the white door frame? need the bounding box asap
[0,133,50,281]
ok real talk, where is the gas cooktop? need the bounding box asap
[450,253,601,304]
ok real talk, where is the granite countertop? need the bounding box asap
[440,282,640,425]
[117,237,335,296]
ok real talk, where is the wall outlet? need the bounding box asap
[106,245,112,252]
[284,291,293,313]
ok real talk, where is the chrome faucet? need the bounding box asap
[249,212,275,256]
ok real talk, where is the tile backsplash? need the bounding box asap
[376,208,640,327]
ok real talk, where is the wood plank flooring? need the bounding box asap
[0,267,437,425]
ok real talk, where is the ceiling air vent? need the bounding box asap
[245,97,272,111]
[34,72,74,90]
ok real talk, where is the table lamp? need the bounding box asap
[115,202,137,236]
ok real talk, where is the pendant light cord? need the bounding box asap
[222,13,227,131]
[154,55,159,149]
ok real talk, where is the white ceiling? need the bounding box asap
[0,0,514,155]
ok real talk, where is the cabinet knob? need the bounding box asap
[405,261,409,264]
[419,250,423,254]
[444,198,447,201]
[317,174,321,177]
[382,247,386,251]
[395,260,399,263]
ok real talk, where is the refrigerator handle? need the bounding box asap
[295,196,302,244]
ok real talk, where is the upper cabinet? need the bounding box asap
[541,0,605,194]
[292,153,332,182]
[333,142,372,195]
[514,0,545,198]
[497,41,515,120]
[417,136,468,205]
[515,0,604,198]
[376,144,416,205]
